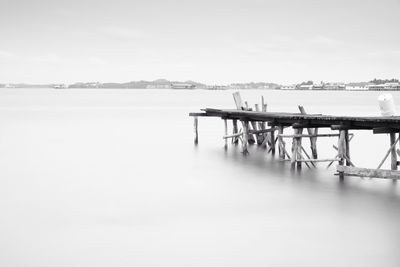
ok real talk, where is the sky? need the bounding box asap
[0,0,399,84]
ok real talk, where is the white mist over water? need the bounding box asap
[0,89,399,267]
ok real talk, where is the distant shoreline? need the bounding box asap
[2,87,400,92]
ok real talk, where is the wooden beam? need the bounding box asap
[298,158,340,162]
[373,127,399,134]
[331,124,351,130]
[292,122,311,129]
[223,132,243,139]
[189,112,208,117]
[337,165,400,179]
[279,134,343,138]
[249,127,278,135]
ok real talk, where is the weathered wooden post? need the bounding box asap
[298,106,318,159]
[345,130,350,166]
[232,119,239,145]
[291,128,298,170]
[270,129,276,155]
[390,132,397,170]
[338,130,346,179]
[242,120,249,154]
[224,119,228,149]
[194,116,198,144]
[233,92,255,144]
[278,126,285,159]
[297,128,303,170]
[254,104,264,145]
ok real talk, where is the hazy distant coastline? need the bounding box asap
[1,78,399,91]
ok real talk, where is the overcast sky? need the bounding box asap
[0,0,399,84]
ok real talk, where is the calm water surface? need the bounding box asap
[0,89,399,267]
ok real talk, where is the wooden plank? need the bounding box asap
[198,109,400,129]
[337,165,400,179]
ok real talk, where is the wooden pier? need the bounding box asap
[189,92,400,180]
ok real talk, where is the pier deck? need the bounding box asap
[190,108,400,130]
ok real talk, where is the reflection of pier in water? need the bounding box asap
[190,92,400,180]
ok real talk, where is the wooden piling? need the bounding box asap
[390,133,397,170]
[270,129,276,155]
[291,128,299,170]
[232,119,239,145]
[194,116,198,144]
[242,120,249,154]
[345,130,350,166]
[297,128,303,170]
[338,130,346,179]
[278,126,285,159]
[224,119,228,149]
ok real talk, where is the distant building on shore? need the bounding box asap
[206,85,228,90]
[345,85,368,90]
[367,82,400,90]
[297,84,313,90]
[171,83,196,89]
[53,84,68,89]
[324,83,345,90]
[280,85,296,90]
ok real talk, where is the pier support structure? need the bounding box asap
[189,92,400,180]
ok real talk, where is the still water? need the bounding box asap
[0,89,399,267]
